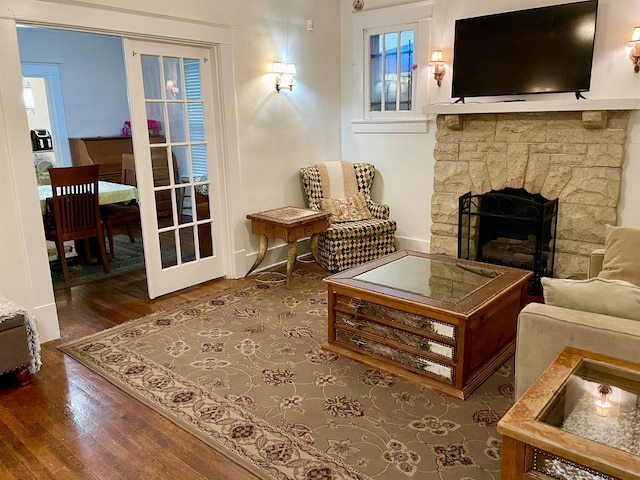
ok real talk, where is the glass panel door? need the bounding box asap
[123,39,225,298]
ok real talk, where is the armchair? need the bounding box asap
[300,161,396,272]
[515,226,640,399]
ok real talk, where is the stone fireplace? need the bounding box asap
[430,110,630,280]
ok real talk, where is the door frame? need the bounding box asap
[21,62,72,167]
[0,1,245,340]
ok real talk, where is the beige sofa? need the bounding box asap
[515,247,640,399]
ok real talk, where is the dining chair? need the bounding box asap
[45,165,110,282]
[100,154,141,258]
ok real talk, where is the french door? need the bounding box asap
[123,39,227,298]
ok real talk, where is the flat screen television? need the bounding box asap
[451,0,598,101]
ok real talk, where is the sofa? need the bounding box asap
[515,225,640,399]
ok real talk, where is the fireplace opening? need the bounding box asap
[458,188,558,295]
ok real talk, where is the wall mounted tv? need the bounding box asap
[451,0,598,101]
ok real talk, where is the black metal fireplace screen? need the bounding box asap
[458,188,559,295]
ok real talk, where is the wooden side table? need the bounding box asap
[246,207,330,288]
[498,347,640,479]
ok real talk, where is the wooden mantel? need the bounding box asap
[422,98,640,115]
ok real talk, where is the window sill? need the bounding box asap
[351,119,428,134]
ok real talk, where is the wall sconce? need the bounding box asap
[272,62,297,92]
[429,50,446,87]
[630,27,640,73]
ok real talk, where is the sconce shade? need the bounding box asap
[429,50,445,87]
[630,27,640,73]
[272,62,297,92]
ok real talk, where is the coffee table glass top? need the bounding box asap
[353,254,501,302]
[537,359,640,456]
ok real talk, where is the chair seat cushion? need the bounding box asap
[325,218,396,241]
[100,203,139,219]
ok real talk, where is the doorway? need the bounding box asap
[17,26,229,297]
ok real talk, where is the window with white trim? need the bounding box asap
[366,24,416,116]
[350,1,433,131]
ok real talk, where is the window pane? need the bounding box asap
[384,32,398,111]
[400,30,414,111]
[167,103,186,143]
[187,103,204,141]
[183,59,202,100]
[163,57,183,100]
[369,34,382,112]
[141,55,162,100]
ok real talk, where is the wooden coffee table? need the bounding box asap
[246,206,330,288]
[323,250,531,399]
[498,347,640,479]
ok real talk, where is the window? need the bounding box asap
[367,25,415,115]
[350,1,433,132]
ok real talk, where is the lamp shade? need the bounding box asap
[430,50,443,63]
[632,26,640,42]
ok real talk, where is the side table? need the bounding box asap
[246,207,330,288]
[498,347,640,479]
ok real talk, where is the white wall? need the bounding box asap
[18,27,130,138]
[340,0,640,255]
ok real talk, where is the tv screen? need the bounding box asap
[451,0,598,100]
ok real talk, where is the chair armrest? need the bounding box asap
[368,202,390,220]
[588,248,605,278]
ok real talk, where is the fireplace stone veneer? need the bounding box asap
[430,110,630,280]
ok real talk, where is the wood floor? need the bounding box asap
[0,267,265,479]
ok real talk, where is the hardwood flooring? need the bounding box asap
[0,268,264,480]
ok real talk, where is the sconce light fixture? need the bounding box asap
[272,62,297,92]
[594,384,612,417]
[630,27,640,73]
[429,50,446,87]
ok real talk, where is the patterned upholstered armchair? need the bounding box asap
[300,161,396,272]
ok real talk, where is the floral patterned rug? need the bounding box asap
[59,268,515,480]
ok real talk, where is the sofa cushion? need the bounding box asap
[598,225,640,287]
[541,276,640,321]
[320,191,372,223]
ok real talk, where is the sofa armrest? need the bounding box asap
[515,302,640,399]
[588,248,605,278]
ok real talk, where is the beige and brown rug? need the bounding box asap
[60,269,514,480]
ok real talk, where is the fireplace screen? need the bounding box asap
[458,188,558,295]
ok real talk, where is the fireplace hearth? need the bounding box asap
[458,188,558,295]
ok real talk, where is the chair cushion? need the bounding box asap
[320,192,372,223]
[541,276,640,321]
[324,218,396,241]
[598,225,640,287]
[100,203,139,219]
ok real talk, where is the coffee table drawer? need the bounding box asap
[335,294,456,341]
[335,312,455,360]
[335,329,455,384]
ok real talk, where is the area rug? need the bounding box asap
[60,269,514,480]
[50,235,175,290]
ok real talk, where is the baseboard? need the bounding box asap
[33,301,61,343]
[394,236,430,253]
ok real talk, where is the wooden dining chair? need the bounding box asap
[100,154,141,258]
[45,165,110,282]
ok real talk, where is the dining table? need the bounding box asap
[38,180,139,215]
